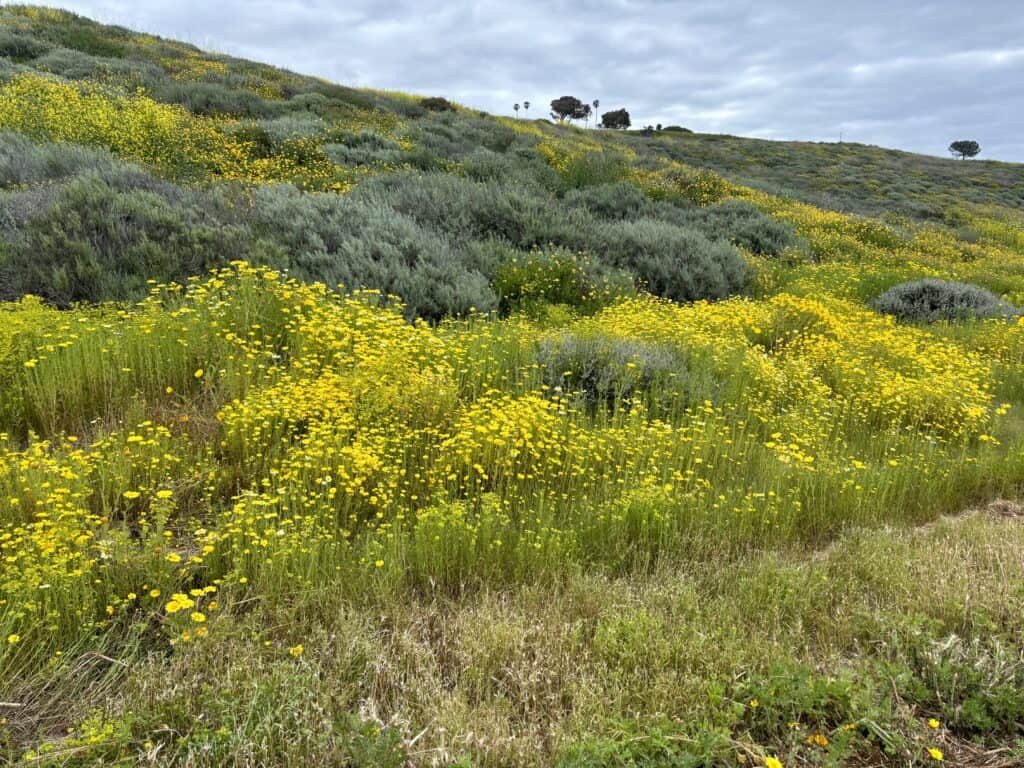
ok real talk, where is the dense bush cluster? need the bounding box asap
[0,136,727,315]
[0,119,791,316]
[564,182,649,220]
[663,198,799,257]
[535,332,691,414]
[871,278,1017,323]
[0,172,255,304]
[590,218,749,302]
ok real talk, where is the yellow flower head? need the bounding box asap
[164,594,194,614]
[928,748,943,761]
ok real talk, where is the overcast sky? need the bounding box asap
[50,0,1024,162]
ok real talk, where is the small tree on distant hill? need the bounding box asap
[550,95,588,123]
[600,108,631,130]
[420,96,455,112]
[949,140,981,160]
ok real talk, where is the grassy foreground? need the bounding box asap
[0,5,1023,767]
[2,265,1023,767]
[11,510,1024,767]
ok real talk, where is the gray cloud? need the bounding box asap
[55,0,1024,161]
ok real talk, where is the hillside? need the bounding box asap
[2,6,1024,768]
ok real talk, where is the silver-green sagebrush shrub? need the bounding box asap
[871,278,1017,323]
[590,218,751,302]
[535,332,696,415]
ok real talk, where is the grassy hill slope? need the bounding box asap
[2,7,1024,767]
[645,131,1024,220]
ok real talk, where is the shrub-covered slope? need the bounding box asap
[1,4,1023,317]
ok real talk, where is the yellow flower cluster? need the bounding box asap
[584,292,991,440]
[0,233,1014,678]
[0,73,361,189]
[1,57,1022,706]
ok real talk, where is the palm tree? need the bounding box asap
[523,100,530,118]
[514,102,520,119]
[592,99,600,128]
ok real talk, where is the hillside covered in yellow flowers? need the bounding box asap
[1,6,1024,767]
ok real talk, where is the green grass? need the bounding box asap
[634,130,1024,222]
[6,511,1024,766]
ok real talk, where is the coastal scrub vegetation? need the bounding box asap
[2,6,1024,767]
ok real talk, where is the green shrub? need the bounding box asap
[887,630,1024,740]
[955,225,982,244]
[0,172,257,304]
[591,218,750,302]
[33,47,163,88]
[256,113,328,142]
[0,30,51,61]
[339,130,400,151]
[564,182,651,221]
[705,199,799,256]
[323,143,402,167]
[460,148,516,181]
[420,95,455,112]
[228,124,276,158]
[247,185,497,320]
[153,81,279,118]
[557,718,731,767]
[282,91,330,115]
[323,130,403,166]
[557,152,626,191]
[493,248,593,314]
[356,174,750,307]
[410,112,519,160]
[871,279,1017,323]
[736,661,889,743]
[0,57,30,80]
[285,79,377,111]
[0,131,122,186]
[654,198,799,257]
[44,22,127,58]
[354,172,578,248]
[536,332,693,415]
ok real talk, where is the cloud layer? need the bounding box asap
[57,0,1024,161]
